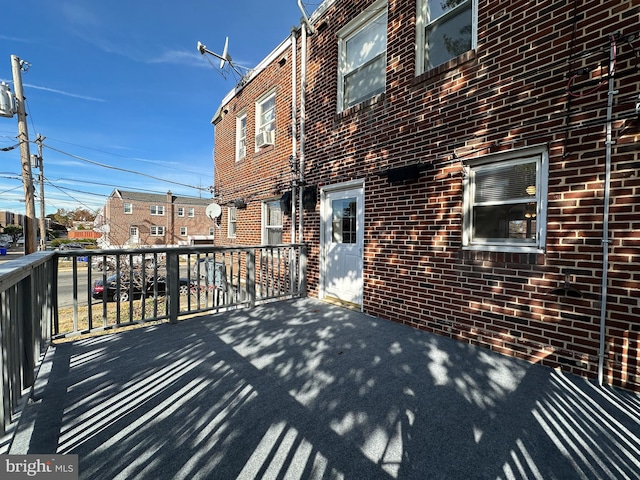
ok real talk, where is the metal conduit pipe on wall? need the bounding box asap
[597,34,617,386]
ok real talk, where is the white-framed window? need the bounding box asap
[180,227,187,236]
[416,0,477,74]
[228,206,237,238]
[150,225,165,236]
[463,145,548,253]
[236,113,247,161]
[188,208,195,218]
[209,227,215,236]
[123,203,132,214]
[150,205,165,216]
[255,92,276,149]
[262,201,282,245]
[177,207,185,217]
[337,0,388,112]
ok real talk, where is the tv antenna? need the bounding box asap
[197,37,247,82]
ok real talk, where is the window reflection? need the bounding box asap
[332,198,357,244]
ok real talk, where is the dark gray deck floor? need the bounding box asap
[10,298,640,479]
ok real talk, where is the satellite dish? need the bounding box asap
[205,203,222,220]
[220,37,231,69]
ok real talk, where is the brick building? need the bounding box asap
[211,0,640,391]
[98,189,216,247]
[212,37,299,248]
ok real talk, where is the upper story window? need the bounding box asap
[209,227,215,236]
[255,93,276,149]
[180,227,187,236]
[416,0,476,74]
[123,203,132,214]
[228,206,237,238]
[262,201,282,245]
[177,207,185,217]
[150,205,165,216]
[338,1,387,112]
[236,113,247,161]
[150,225,165,236]
[463,146,548,253]
[188,208,195,218]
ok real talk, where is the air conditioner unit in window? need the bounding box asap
[255,130,274,148]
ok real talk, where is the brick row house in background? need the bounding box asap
[96,189,215,247]
[211,0,640,391]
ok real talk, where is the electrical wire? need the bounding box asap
[566,34,616,98]
[43,178,105,213]
[43,144,209,192]
[40,136,212,177]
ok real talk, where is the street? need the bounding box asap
[57,268,92,308]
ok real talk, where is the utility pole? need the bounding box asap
[11,55,37,254]
[35,134,46,251]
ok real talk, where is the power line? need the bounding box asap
[43,144,209,192]
[41,135,210,177]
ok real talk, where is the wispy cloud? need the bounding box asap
[0,34,33,44]
[147,49,209,68]
[0,77,105,102]
[24,83,106,102]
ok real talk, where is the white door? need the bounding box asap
[321,184,364,306]
[129,226,139,245]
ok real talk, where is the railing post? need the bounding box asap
[299,244,307,297]
[167,250,179,324]
[22,274,35,388]
[246,249,256,308]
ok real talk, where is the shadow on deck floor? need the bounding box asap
[9,298,640,479]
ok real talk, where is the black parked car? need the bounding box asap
[92,273,191,302]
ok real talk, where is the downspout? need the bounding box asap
[290,26,298,245]
[597,34,617,386]
[297,0,314,244]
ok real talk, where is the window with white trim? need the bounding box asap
[209,227,215,236]
[177,207,185,217]
[180,227,187,236]
[236,113,247,161]
[255,92,276,149]
[123,203,132,214]
[338,1,387,112]
[262,201,282,245]
[150,205,165,216]
[188,208,195,218]
[463,146,548,252]
[150,226,165,236]
[416,0,476,74]
[228,206,237,238]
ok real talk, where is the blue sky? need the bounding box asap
[0,0,314,216]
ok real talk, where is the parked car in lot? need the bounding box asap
[0,234,12,248]
[58,243,86,250]
[92,273,191,302]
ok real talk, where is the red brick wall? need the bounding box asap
[213,0,640,391]
[105,195,215,247]
[213,39,297,247]
[299,0,640,390]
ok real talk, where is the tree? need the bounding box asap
[48,207,97,228]
[3,225,22,241]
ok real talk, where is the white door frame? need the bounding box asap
[320,179,365,309]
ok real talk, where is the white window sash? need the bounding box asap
[463,146,548,253]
